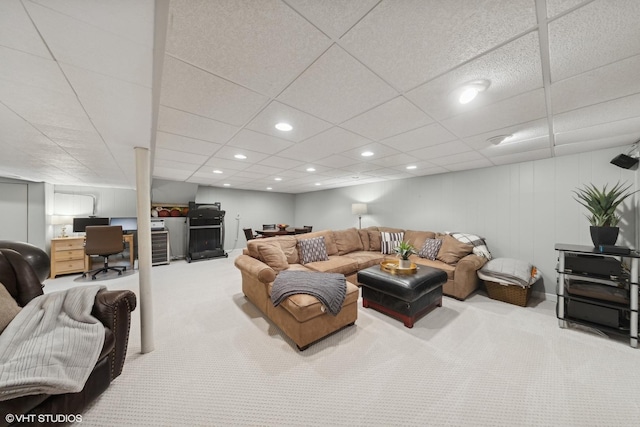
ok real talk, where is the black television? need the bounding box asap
[110,217,137,232]
[72,217,109,233]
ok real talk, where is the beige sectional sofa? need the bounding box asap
[234,226,488,350]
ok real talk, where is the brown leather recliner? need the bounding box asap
[0,248,137,426]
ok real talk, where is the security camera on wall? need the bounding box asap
[610,141,640,170]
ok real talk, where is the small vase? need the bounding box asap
[399,259,411,269]
[590,226,619,247]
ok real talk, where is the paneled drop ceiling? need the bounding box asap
[1,0,639,193]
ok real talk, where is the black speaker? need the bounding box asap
[610,154,638,169]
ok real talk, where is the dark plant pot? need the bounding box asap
[590,226,619,247]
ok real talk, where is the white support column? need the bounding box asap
[135,146,155,353]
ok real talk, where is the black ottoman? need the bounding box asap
[357,264,448,328]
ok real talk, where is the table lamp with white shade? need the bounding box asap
[52,215,73,238]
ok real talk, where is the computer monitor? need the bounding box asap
[109,217,137,233]
[72,217,109,233]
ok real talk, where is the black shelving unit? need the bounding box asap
[185,202,228,262]
[555,243,639,348]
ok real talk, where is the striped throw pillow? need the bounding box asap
[380,231,404,255]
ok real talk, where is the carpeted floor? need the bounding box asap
[44,249,640,426]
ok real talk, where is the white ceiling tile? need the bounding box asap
[338,142,401,161]
[313,155,358,169]
[445,158,494,172]
[441,89,547,138]
[286,0,378,39]
[154,159,199,172]
[213,146,270,164]
[549,0,640,82]
[554,116,640,146]
[410,140,472,160]
[489,148,552,165]
[429,151,486,167]
[0,47,68,94]
[406,32,543,121]
[340,0,537,90]
[31,0,155,47]
[554,135,635,157]
[380,122,458,152]
[552,54,640,114]
[553,93,640,133]
[0,0,51,59]
[203,158,251,172]
[258,156,305,170]
[341,96,433,140]
[153,166,194,181]
[157,106,238,144]
[462,118,550,151]
[166,0,330,96]
[277,45,398,123]
[369,152,420,168]
[155,132,222,156]
[24,1,153,87]
[278,126,371,161]
[546,0,589,18]
[483,136,551,158]
[245,101,332,142]
[154,148,209,165]
[227,129,294,155]
[160,55,268,126]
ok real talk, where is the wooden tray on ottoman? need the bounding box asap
[484,280,531,307]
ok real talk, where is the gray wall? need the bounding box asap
[0,178,48,251]
[54,185,137,218]
[196,186,295,252]
[294,147,638,297]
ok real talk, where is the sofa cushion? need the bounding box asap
[368,230,381,252]
[296,230,338,256]
[342,251,386,270]
[411,256,455,280]
[358,229,370,251]
[257,243,289,272]
[0,282,21,333]
[298,236,329,264]
[380,231,404,254]
[404,230,436,251]
[304,256,358,276]
[268,281,359,323]
[436,234,473,265]
[334,228,364,255]
[418,238,443,260]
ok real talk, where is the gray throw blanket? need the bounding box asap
[0,285,105,401]
[271,271,346,316]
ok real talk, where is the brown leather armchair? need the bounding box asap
[0,248,137,426]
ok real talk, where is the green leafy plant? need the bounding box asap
[573,182,637,227]
[394,241,416,260]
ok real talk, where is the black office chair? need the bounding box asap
[263,224,276,230]
[83,225,126,280]
[243,228,256,241]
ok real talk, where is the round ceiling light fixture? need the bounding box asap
[315,182,321,186]
[274,177,282,181]
[406,165,417,170]
[487,134,513,145]
[234,154,247,159]
[223,183,230,187]
[212,169,223,174]
[266,187,273,190]
[306,167,316,172]
[275,122,293,131]
[361,151,374,157]
[458,79,490,104]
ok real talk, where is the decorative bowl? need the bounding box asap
[277,224,289,230]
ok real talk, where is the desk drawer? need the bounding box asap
[54,239,84,251]
[55,259,85,273]
[55,249,84,261]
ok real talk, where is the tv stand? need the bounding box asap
[555,244,639,348]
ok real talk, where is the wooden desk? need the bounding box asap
[50,234,134,278]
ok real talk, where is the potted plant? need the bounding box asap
[394,241,416,269]
[573,181,637,247]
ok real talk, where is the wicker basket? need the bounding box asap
[484,280,531,307]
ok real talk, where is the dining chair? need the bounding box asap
[243,228,256,241]
[263,224,276,230]
[303,225,313,232]
[83,225,126,280]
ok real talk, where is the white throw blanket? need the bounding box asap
[0,285,105,401]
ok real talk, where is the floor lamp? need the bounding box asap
[352,203,368,229]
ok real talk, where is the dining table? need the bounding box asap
[255,227,308,237]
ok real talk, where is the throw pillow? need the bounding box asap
[447,231,493,260]
[380,231,404,255]
[436,234,474,265]
[368,230,381,252]
[0,282,21,333]
[257,243,289,272]
[418,238,443,260]
[298,236,329,264]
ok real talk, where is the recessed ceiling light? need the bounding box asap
[306,167,316,172]
[212,170,223,174]
[234,154,247,159]
[274,177,282,181]
[458,79,490,104]
[406,165,417,170]
[487,134,513,145]
[266,187,272,190]
[315,183,321,186]
[275,122,293,131]
[223,183,230,187]
[352,176,360,179]
[361,151,374,157]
